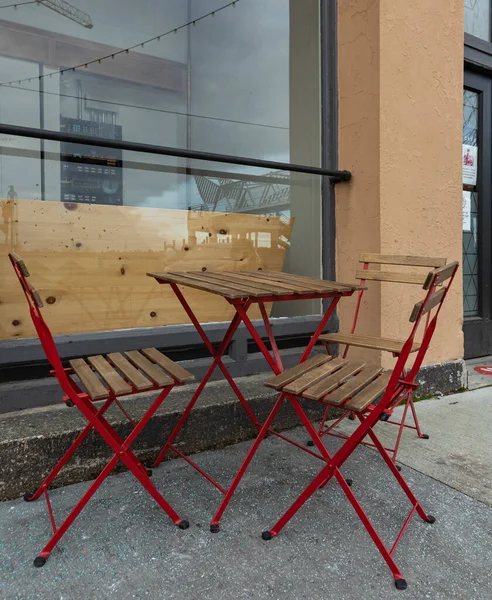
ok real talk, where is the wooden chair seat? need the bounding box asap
[318,333,420,355]
[265,356,391,413]
[69,348,194,401]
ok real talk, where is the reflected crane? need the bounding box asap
[37,0,93,29]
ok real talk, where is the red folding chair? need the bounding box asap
[230,261,458,590]
[9,252,194,567]
[317,253,447,463]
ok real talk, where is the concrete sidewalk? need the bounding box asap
[1,396,491,600]
[337,386,492,507]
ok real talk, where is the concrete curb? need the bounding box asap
[0,374,326,501]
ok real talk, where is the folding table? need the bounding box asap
[148,269,362,530]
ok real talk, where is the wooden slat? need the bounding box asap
[423,261,459,290]
[69,358,108,400]
[355,270,427,285]
[125,350,173,387]
[88,355,132,396]
[344,371,393,413]
[264,354,332,390]
[303,361,366,401]
[9,251,30,277]
[259,270,357,293]
[27,283,44,308]
[207,271,289,295]
[318,332,420,354]
[261,270,357,292]
[409,287,446,323]
[325,366,383,406]
[148,272,246,299]
[359,254,447,268]
[142,348,194,383]
[107,352,153,391]
[283,358,348,394]
[240,270,340,294]
[179,271,267,297]
[229,270,317,293]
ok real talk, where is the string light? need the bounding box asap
[0,1,242,88]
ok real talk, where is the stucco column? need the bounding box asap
[336,0,464,367]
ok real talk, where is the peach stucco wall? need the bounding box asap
[336,0,464,367]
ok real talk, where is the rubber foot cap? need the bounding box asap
[396,465,402,472]
[306,440,315,447]
[380,413,390,422]
[262,531,273,541]
[426,515,436,524]
[146,469,153,477]
[395,579,407,591]
[210,524,220,533]
[23,492,35,502]
[178,520,189,530]
[421,434,430,439]
[345,478,353,487]
[65,400,75,408]
[33,556,46,568]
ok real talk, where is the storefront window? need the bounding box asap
[463,89,480,318]
[465,0,491,41]
[0,0,324,338]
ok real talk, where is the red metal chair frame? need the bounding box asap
[320,255,446,462]
[8,253,190,567]
[150,279,356,532]
[225,262,458,590]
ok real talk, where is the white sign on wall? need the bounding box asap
[462,144,478,186]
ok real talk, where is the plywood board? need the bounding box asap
[0,200,294,339]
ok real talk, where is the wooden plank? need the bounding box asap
[264,355,332,390]
[325,366,383,406]
[148,272,245,299]
[423,261,459,290]
[207,271,288,295]
[9,252,30,277]
[355,270,427,285]
[1,200,293,340]
[107,353,153,391]
[318,333,420,354]
[69,358,108,400]
[261,270,356,292]
[409,287,446,323]
[344,371,393,413]
[234,271,319,293]
[88,355,132,396]
[142,348,194,383]
[303,361,366,401]
[359,254,447,268]
[178,271,266,297]
[283,358,348,394]
[125,350,173,387]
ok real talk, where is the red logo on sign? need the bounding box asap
[474,366,492,375]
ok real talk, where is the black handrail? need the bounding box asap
[0,123,351,182]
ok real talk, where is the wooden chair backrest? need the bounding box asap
[409,262,459,323]
[356,254,447,286]
[8,252,44,308]
[8,252,76,397]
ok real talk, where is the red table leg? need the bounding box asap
[153,285,346,531]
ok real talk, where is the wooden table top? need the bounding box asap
[147,270,364,300]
